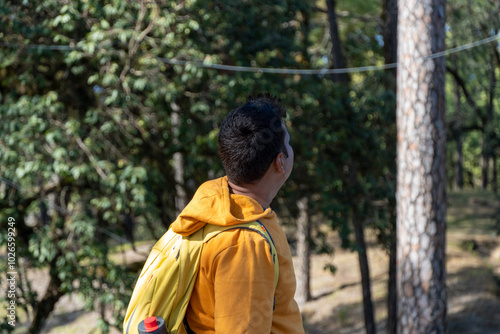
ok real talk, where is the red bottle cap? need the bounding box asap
[144,316,159,332]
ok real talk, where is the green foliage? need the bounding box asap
[446,0,500,189]
[0,0,321,331]
[1,0,496,331]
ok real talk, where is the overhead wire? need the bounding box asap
[158,35,499,74]
[0,35,498,75]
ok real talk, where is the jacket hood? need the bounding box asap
[171,176,276,236]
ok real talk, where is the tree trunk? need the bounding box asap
[483,49,497,190]
[387,202,397,334]
[173,149,186,214]
[482,142,490,190]
[396,0,447,332]
[295,197,311,306]
[382,0,398,80]
[29,257,64,334]
[325,2,375,331]
[451,56,464,190]
[171,103,187,215]
[353,211,376,334]
[493,155,498,195]
[491,16,499,193]
[381,1,398,332]
[455,131,464,190]
[325,0,349,84]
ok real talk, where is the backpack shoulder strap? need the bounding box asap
[201,221,279,291]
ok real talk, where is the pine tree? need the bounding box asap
[396,0,447,332]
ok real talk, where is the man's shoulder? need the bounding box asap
[205,225,270,247]
[201,224,275,260]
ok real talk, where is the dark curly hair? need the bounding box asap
[218,94,289,185]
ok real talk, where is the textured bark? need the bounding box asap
[295,197,311,306]
[396,0,447,333]
[325,0,348,84]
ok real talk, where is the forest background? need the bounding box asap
[0,0,499,333]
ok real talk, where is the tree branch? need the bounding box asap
[446,65,482,117]
[120,0,158,93]
[76,136,108,180]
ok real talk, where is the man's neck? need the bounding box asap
[227,180,271,210]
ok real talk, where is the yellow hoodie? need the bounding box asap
[171,176,304,334]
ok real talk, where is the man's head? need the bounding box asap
[218,94,292,185]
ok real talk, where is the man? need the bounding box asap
[171,95,304,333]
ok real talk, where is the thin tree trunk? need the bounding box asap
[295,197,311,306]
[387,200,397,334]
[171,103,187,215]
[396,0,447,332]
[353,212,376,334]
[29,274,64,334]
[29,247,64,334]
[455,131,464,190]
[482,141,490,190]
[325,2,375,331]
[173,150,186,213]
[325,0,348,84]
[295,18,314,299]
[452,55,464,190]
[493,19,499,195]
[483,49,497,190]
[493,155,498,195]
[382,1,398,332]
[30,188,66,333]
[382,0,398,80]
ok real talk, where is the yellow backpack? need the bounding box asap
[123,221,279,334]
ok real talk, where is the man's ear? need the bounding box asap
[275,152,286,173]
